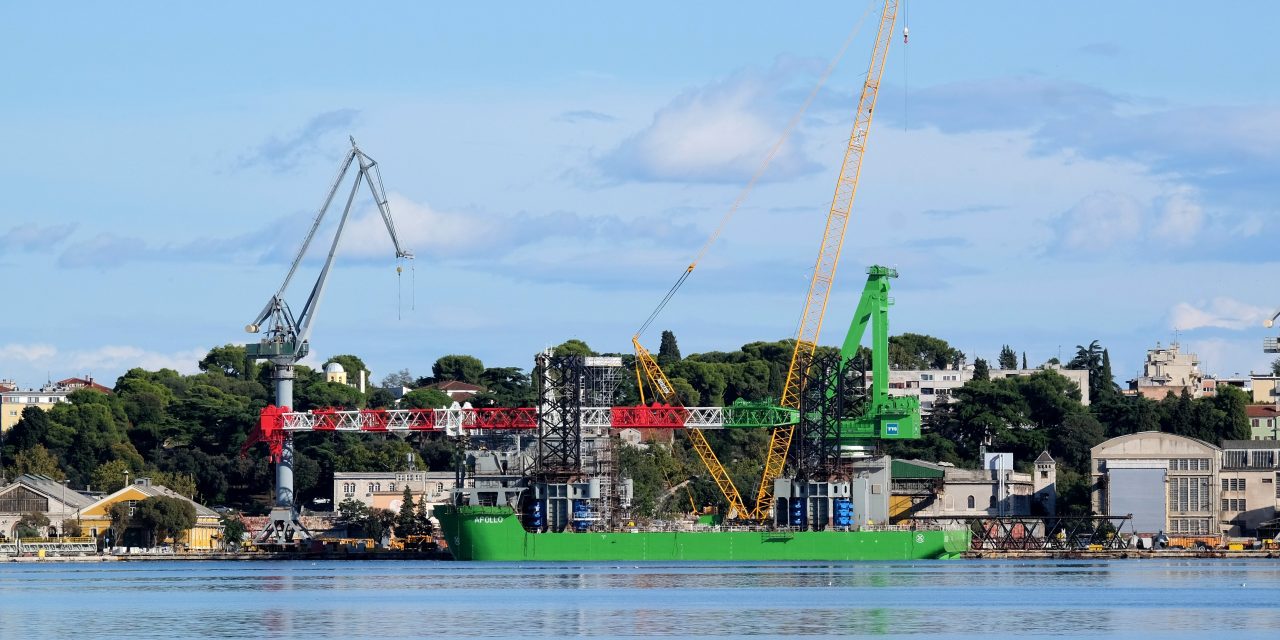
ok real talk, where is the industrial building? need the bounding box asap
[1090,432,1280,538]
[890,452,1057,522]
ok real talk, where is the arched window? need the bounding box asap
[967,495,975,509]
[989,495,997,509]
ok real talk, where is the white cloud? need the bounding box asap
[340,194,476,260]
[1169,297,1272,331]
[599,66,819,183]
[1150,187,1204,245]
[0,343,206,386]
[0,343,58,362]
[1055,191,1145,252]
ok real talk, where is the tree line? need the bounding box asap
[0,334,1249,520]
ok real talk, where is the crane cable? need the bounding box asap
[634,1,878,340]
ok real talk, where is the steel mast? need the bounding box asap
[245,137,412,546]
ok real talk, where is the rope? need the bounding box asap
[633,1,877,339]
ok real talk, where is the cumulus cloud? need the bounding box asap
[0,223,77,253]
[598,64,822,183]
[1169,297,1272,331]
[337,193,699,264]
[1150,187,1204,245]
[239,109,361,172]
[1049,186,1256,257]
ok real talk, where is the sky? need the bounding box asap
[1,1,1278,390]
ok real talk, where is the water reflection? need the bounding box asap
[3,560,1280,638]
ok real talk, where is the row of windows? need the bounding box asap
[1223,478,1247,491]
[1168,477,1211,513]
[341,481,449,495]
[1169,518,1210,535]
[917,374,961,382]
[1169,458,1210,471]
[1222,499,1248,512]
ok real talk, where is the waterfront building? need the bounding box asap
[889,453,1054,521]
[77,478,223,550]
[333,470,456,514]
[0,474,96,538]
[1218,440,1280,537]
[1091,432,1220,536]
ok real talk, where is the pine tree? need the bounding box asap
[998,345,1018,370]
[395,486,417,537]
[658,330,682,367]
[972,358,990,381]
[1099,348,1117,399]
[1021,352,1028,369]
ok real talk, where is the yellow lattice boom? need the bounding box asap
[752,0,899,520]
[633,337,751,519]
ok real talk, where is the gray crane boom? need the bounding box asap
[242,137,413,548]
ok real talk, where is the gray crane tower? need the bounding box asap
[245,137,412,546]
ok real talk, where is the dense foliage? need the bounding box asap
[0,335,1250,522]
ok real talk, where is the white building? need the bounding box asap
[879,365,1090,414]
[1128,342,1205,400]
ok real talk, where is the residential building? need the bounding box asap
[427,380,485,402]
[880,365,1090,415]
[1246,405,1280,440]
[76,478,223,550]
[334,470,456,514]
[1,377,111,432]
[1091,432,1219,536]
[0,379,15,393]
[0,474,96,538]
[1128,342,1205,400]
[1251,374,1280,404]
[889,454,1052,521]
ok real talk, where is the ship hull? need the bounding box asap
[435,505,970,561]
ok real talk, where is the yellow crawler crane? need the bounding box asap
[752,0,899,520]
[633,337,751,519]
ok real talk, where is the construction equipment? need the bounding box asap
[243,137,412,547]
[633,339,752,519]
[754,0,899,520]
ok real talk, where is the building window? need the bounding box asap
[389,482,397,492]
[1168,476,1209,513]
[1040,470,1048,479]
[967,495,975,509]
[1222,499,1229,511]
[989,495,997,509]
[921,388,935,396]
[921,374,934,381]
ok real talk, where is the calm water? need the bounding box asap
[2,559,1278,639]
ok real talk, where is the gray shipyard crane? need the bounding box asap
[245,136,412,546]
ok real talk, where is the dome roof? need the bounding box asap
[324,362,345,374]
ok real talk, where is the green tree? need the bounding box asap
[90,460,132,493]
[658,330,682,367]
[668,378,700,406]
[107,502,131,542]
[199,344,257,380]
[997,345,1018,370]
[7,445,65,480]
[15,512,50,537]
[219,514,247,550]
[431,355,485,383]
[1272,357,1280,377]
[133,495,197,547]
[296,381,364,411]
[1021,352,1028,369]
[366,387,396,409]
[972,358,990,381]
[414,495,434,535]
[395,486,417,537]
[553,339,595,358]
[471,367,534,407]
[403,388,452,409]
[889,333,963,369]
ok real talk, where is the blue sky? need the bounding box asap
[2,1,1278,389]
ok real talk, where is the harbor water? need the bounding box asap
[2,559,1278,638]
